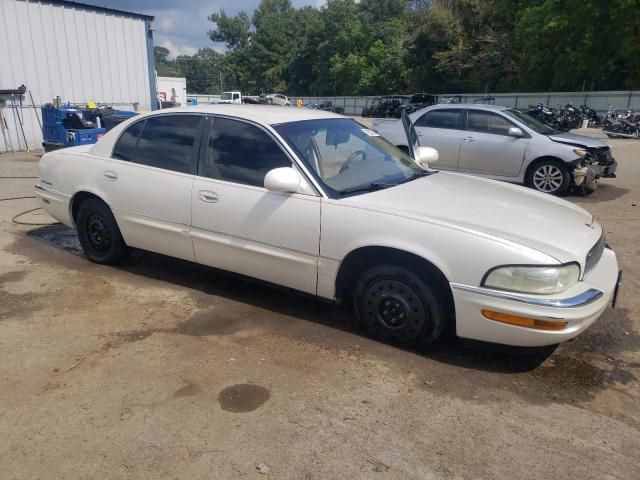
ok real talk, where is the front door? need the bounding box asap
[412,108,464,171]
[458,109,527,178]
[190,116,321,294]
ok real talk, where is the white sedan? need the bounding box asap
[265,94,291,106]
[35,105,621,348]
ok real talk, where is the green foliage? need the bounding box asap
[153,46,183,78]
[158,0,640,94]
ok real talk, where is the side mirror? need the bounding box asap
[508,127,524,138]
[264,167,301,193]
[415,146,439,169]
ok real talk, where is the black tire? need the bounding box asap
[77,198,127,264]
[353,265,446,347]
[526,160,571,195]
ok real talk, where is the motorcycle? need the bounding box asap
[603,107,640,139]
[579,105,602,127]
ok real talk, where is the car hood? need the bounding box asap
[343,172,601,264]
[547,132,608,148]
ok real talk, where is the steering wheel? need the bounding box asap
[339,150,367,174]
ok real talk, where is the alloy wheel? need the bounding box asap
[533,164,564,193]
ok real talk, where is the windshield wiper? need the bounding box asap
[339,182,395,195]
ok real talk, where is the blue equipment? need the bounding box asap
[41,104,106,152]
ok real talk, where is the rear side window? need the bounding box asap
[133,115,202,173]
[200,117,291,187]
[112,121,144,161]
[415,109,462,129]
[467,110,515,136]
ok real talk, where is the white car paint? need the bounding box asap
[265,94,291,106]
[36,105,619,348]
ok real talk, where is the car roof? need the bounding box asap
[429,103,509,112]
[138,104,343,125]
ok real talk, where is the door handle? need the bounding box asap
[103,170,118,181]
[198,190,219,203]
[462,137,476,142]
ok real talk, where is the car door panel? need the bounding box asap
[415,127,462,170]
[100,114,203,261]
[458,110,527,177]
[191,116,321,294]
[101,162,195,261]
[413,109,464,171]
[191,179,320,294]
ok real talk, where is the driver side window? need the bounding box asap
[200,117,291,187]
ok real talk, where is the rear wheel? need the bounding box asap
[77,198,127,264]
[526,160,570,195]
[353,265,445,347]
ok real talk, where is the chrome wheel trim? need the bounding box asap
[533,164,564,192]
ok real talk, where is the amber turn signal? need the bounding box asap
[481,310,568,331]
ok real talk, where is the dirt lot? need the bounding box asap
[1,129,639,479]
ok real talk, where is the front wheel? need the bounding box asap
[526,161,570,195]
[353,265,446,347]
[77,198,127,264]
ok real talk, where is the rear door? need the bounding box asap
[412,108,464,170]
[458,109,526,177]
[100,114,203,261]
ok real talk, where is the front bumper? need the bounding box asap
[451,248,619,347]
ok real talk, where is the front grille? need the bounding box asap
[585,233,606,275]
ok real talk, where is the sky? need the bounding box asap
[82,1,323,58]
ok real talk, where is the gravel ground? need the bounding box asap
[0,129,638,479]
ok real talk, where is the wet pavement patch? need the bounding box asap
[0,270,41,320]
[173,382,202,398]
[26,225,84,256]
[0,289,40,320]
[218,384,270,413]
[0,270,27,283]
[175,309,254,337]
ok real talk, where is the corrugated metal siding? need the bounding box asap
[0,0,152,152]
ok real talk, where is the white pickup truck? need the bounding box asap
[214,91,242,104]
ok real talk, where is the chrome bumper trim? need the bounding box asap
[450,283,604,308]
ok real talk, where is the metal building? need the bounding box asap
[0,0,156,153]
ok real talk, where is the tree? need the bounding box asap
[153,46,183,77]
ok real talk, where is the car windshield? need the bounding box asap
[505,109,557,135]
[274,118,427,197]
[221,92,232,100]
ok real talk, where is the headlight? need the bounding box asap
[573,148,588,158]
[482,263,580,294]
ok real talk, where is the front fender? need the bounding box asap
[319,201,557,299]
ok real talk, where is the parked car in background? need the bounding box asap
[214,91,243,104]
[362,95,409,118]
[394,93,438,118]
[304,103,319,109]
[373,104,617,195]
[439,95,463,104]
[36,105,620,350]
[317,101,344,114]
[265,94,291,106]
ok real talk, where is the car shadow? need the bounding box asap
[23,224,556,374]
[568,183,630,202]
